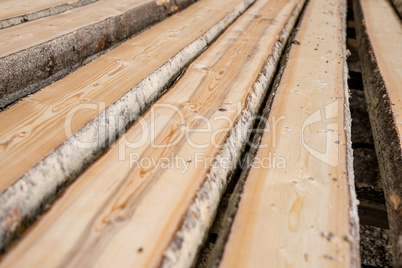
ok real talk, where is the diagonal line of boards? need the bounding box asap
[0,0,197,108]
[0,0,307,266]
[210,0,360,267]
[0,0,254,252]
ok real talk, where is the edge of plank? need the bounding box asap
[0,0,197,109]
[0,0,98,30]
[353,0,402,265]
[0,0,255,253]
[341,0,360,264]
[390,0,402,19]
[205,0,360,266]
[204,9,306,268]
[160,2,306,267]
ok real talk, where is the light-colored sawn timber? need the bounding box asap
[353,0,402,265]
[0,0,196,109]
[211,0,360,267]
[0,0,254,252]
[0,0,98,29]
[0,0,306,266]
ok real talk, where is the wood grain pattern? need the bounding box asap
[0,0,197,108]
[217,0,360,267]
[0,0,253,252]
[162,1,306,266]
[0,0,166,58]
[0,0,306,266]
[0,0,251,196]
[0,0,98,29]
[353,0,402,265]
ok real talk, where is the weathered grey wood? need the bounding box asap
[360,225,393,267]
[0,0,197,109]
[353,0,402,266]
[162,1,307,266]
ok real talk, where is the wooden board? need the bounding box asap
[0,0,306,266]
[353,0,402,265]
[212,0,360,267]
[0,0,98,29]
[0,0,253,252]
[0,0,196,108]
[0,0,181,59]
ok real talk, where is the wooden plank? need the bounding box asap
[0,0,196,109]
[353,0,402,265]
[0,0,254,252]
[0,0,98,29]
[210,0,360,267]
[0,0,306,266]
[358,199,389,229]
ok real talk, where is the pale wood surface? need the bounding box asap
[359,0,402,145]
[0,0,306,267]
[354,0,402,265]
[0,0,158,58]
[0,0,252,253]
[390,0,402,18]
[219,0,360,267]
[0,0,249,194]
[0,0,97,25]
[0,0,72,19]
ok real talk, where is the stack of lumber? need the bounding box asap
[0,0,197,108]
[209,0,360,266]
[0,0,400,267]
[353,0,402,265]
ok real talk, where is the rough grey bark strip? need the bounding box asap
[0,0,254,254]
[390,0,402,19]
[160,2,306,268]
[358,199,389,229]
[341,0,361,264]
[353,0,402,266]
[0,0,197,109]
[0,0,99,30]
